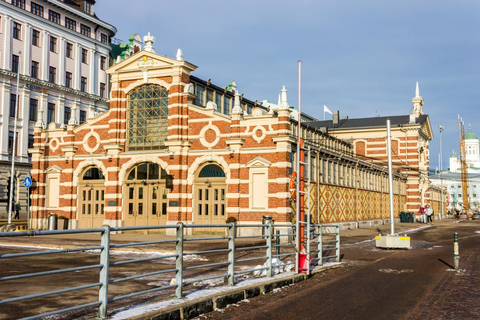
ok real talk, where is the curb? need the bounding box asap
[127,264,342,320]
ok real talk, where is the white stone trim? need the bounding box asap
[83,131,101,153]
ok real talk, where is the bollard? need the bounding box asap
[454,232,459,271]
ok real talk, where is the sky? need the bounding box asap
[96,0,480,172]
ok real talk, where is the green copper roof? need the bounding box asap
[465,128,478,140]
[450,151,458,159]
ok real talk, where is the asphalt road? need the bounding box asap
[197,220,480,320]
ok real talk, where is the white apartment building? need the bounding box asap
[0,0,116,219]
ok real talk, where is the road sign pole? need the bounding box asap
[23,176,32,230]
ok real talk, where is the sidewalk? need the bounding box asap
[0,219,436,252]
[0,219,456,320]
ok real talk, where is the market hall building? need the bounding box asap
[29,35,409,233]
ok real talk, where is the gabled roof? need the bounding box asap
[106,50,197,74]
[306,114,429,130]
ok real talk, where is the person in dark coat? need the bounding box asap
[13,202,20,219]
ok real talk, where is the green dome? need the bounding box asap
[450,152,458,159]
[465,128,478,140]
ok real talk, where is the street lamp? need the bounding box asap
[8,50,21,225]
[439,125,444,219]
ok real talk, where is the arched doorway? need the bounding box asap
[124,162,169,227]
[194,164,227,225]
[78,167,105,229]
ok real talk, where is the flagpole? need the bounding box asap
[295,60,302,273]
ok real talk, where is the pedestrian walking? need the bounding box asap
[14,202,20,219]
[419,205,426,223]
[425,204,434,225]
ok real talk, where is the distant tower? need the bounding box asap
[465,124,480,163]
[412,82,424,117]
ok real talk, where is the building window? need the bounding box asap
[65,17,76,31]
[49,10,60,24]
[66,42,73,58]
[29,99,38,121]
[127,85,169,151]
[48,66,56,83]
[101,33,108,44]
[13,22,21,40]
[215,93,222,111]
[79,110,86,125]
[10,94,17,117]
[100,56,106,70]
[84,2,93,14]
[206,90,213,103]
[81,48,88,63]
[31,61,39,79]
[195,85,204,106]
[12,0,25,9]
[80,24,91,37]
[32,29,40,46]
[8,131,17,156]
[47,103,55,123]
[81,77,87,92]
[31,2,43,17]
[100,83,106,98]
[223,97,230,115]
[50,36,57,52]
[28,134,34,149]
[11,54,19,73]
[64,106,71,125]
[65,72,72,88]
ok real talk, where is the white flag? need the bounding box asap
[324,105,332,114]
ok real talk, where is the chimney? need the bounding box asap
[333,110,340,125]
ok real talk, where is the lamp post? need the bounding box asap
[8,51,21,225]
[439,125,444,219]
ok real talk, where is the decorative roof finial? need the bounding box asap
[415,81,420,97]
[143,32,155,53]
[176,49,184,61]
[280,86,289,109]
[232,91,242,114]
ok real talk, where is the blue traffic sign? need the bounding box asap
[23,176,32,188]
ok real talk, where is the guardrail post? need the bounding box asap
[276,230,280,257]
[266,220,273,277]
[228,223,236,286]
[336,225,340,262]
[306,222,311,276]
[176,223,184,298]
[98,225,110,319]
[317,225,323,266]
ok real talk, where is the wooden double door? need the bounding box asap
[195,183,226,225]
[78,184,105,229]
[125,183,168,227]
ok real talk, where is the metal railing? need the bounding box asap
[0,222,340,319]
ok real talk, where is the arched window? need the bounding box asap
[127,85,169,151]
[82,167,105,180]
[127,163,167,181]
[198,164,225,178]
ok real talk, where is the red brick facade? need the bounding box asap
[29,50,409,232]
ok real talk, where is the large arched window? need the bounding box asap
[127,85,169,151]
